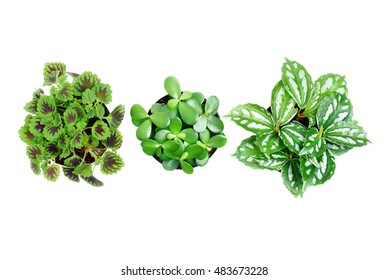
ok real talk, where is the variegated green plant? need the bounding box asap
[227,59,369,197]
[130,76,227,174]
[19,62,125,186]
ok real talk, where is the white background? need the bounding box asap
[0,1,387,279]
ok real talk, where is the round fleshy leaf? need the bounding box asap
[162,159,180,171]
[151,103,163,113]
[180,161,194,174]
[167,98,180,109]
[193,115,208,133]
[100,151,125,175]
[200,129,210,144]
[191,92,205,104]
[92,120,111,140]
[205,96,219,115]
[136,119,152,140]
[186,98,203,114]
[180,91,192,100]
[185,144,205,159]
[162,140,180,152]
[178,128,198,144]
[164,76,181,99]
[130,104,149,121]
[141,139,161,156]
[196,153,209,167]
[150,111,170,128]
[207,135,227,149]
[169,117,182,134]
[179,102,199,125]
[155,130,170,143]
[207,115,224,133]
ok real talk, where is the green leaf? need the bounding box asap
[27,145,42,160]
[71,129,84,149]
[136,119,152,140]
[205,96,219,115]
[270,81,298,125]
[279,121,307,154]
[164,139,185,159]
[233,136,288,170]
[168,117,182,134]
[92,120,110,140]
[73,71,101,95]
[227,104,274,134]
[19,125,36,144]
[179,102,199,125]
[162,159,180,171]
[257,132,285,156]
[37,95,56,116]
[178,128,198,144]
[64,155,83,168]
[281,160,305,197]
[94,83,112,104]
[324,121,369,147]
[185,144,204,159]
[30,161,41,175]
[43,164,61,182]
[109,104,125,129]
[300,150,336,186]
[150,111,170,128]
[96,103,105,119]
[299,127,326,157]
[207,115,224,134]
[167,98,180,108]
[130,104,149,121]
[155,129,170,143]
[63,108,78,125]
[164,76,181,99]
[81,175,104,187]
[207,135,227,149]
[151,103,164,113]
[186,98,203,114]
[200,129,211,144]
[82,89,96,104]
[162,140,180,152]
[180,91,192,100]
[43,62,66,86]
[180,160,194,174]
[63,167,80,183]
[315,73,347,97]
[141,139,161,156]
[160,104,179,119]
[104,130,123,150]
[43,125,61,141]
[281,58,313,109]
[316,93,353,129]
[100,151,125,175]
[196,153,209,167]
[193,115,208,132]
[191,92,205,104]
[73,163,93,177]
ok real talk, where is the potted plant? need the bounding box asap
[227,59,369,197]
[19,62,125,186]
[130,76,227,174]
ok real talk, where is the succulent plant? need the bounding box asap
[19,62,125,186]
[227,59,369,197]
[130,76,227,174]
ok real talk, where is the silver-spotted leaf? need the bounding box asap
[315,74,347,97]
[299,127,326,157]
[324,121,369,147]
[257,132,285,156]
[281,159,305,197]
[271,81,298,125]
[227,104,274,134]
[316,93,353,129]
[100,151,124,175]
[281,58,313,109]
[300,150,336,186]
[279,121,307,154]
[326,142,353,156]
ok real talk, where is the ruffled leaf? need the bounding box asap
[30,160,41,175]
[26,145,42,160]
[73,163,93,177]
[71,129,84,149]
[92,120,110,140]
[37,95,56,116]
[281,58,313,109]
[109,104,125,129]
[227,104,275,134]
[270,80,298,126]
[64,155,83,167]
[81,175,104,187]
[104,130,123,150]
[43,62,66,85]
[281,160,305,197]
[316,93,353,129]
[29,117,45,136]
[94,83,112,104]
[45,143,60,157]
[63,108,78,125]
[100,151,125,175]
[55,82,74,101]
[43,124,61,141]
[96,103,106,119]
[324,121,369,147]
[279,121,307,154]
[82,89,96,104]
[300,150,336,186]
[43,164,61,182]
[19,125,36,144]
[24,100,38,114]
[63,167,80,183]
[73,71,101,95]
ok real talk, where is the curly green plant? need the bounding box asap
[19,62,125,186]
[130,76,227,174]
[227,59,369,197]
